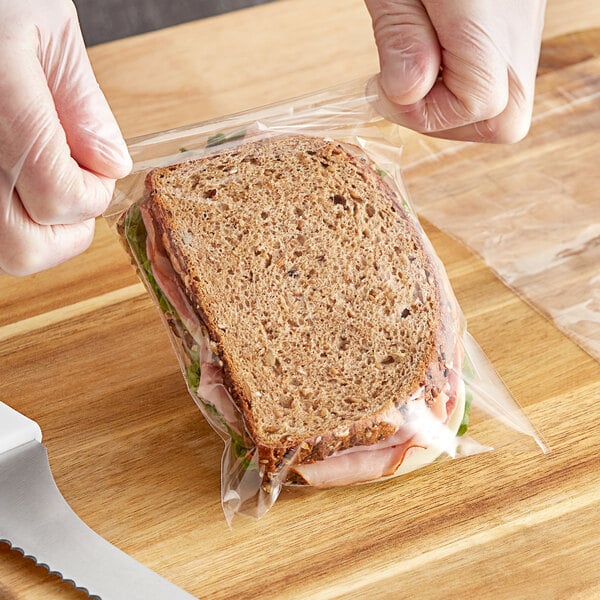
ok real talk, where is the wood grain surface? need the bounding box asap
[1,1,599,599]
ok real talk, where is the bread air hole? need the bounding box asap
[339,337,350,351]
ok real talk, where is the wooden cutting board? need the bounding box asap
[0,14,599,600]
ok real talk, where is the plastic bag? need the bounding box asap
[105,79,545,522]
[397,43,600,363]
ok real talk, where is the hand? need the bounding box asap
[0,0,131,276]
[364,0,547,143]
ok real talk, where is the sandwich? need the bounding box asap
[121,134,468,493]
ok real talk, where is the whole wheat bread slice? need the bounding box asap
[143,134,455,474]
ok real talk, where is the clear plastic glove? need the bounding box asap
[0,0,131,276]
[364,0,547,143]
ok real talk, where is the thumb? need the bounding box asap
[364,0,441,105]
[38,9,132,180]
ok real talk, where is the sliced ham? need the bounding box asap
[291,382,463,488]
[292,437,424,488]
[141,205,203,339]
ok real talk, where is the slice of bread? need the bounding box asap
[143,134,455,475]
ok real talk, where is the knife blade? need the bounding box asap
[0,401,198,600]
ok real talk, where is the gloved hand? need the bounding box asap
[0,0,131,276]
[364,0,547,143]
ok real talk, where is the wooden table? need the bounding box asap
[1,1,599,598]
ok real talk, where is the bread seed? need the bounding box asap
[264,350,276,367]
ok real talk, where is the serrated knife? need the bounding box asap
[0,401,198,600]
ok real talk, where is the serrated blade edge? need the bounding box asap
[0,441,197,600]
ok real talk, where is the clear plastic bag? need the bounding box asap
[105,79,545,522]
[398,51,600,363]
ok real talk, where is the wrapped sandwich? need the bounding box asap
[112,94,543,520]
[121,134,469,500]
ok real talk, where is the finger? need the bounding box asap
[38,3,132,180]
[365,0,441,105]
[0,187,96,277]
[372,70,509,135]
[0,44,117,226]
[423,67,534,143]
[376,35,509,132]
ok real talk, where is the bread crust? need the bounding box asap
[143,134,457,476]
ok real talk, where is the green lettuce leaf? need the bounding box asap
[457,388,473,437]
[123,206,175,315]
